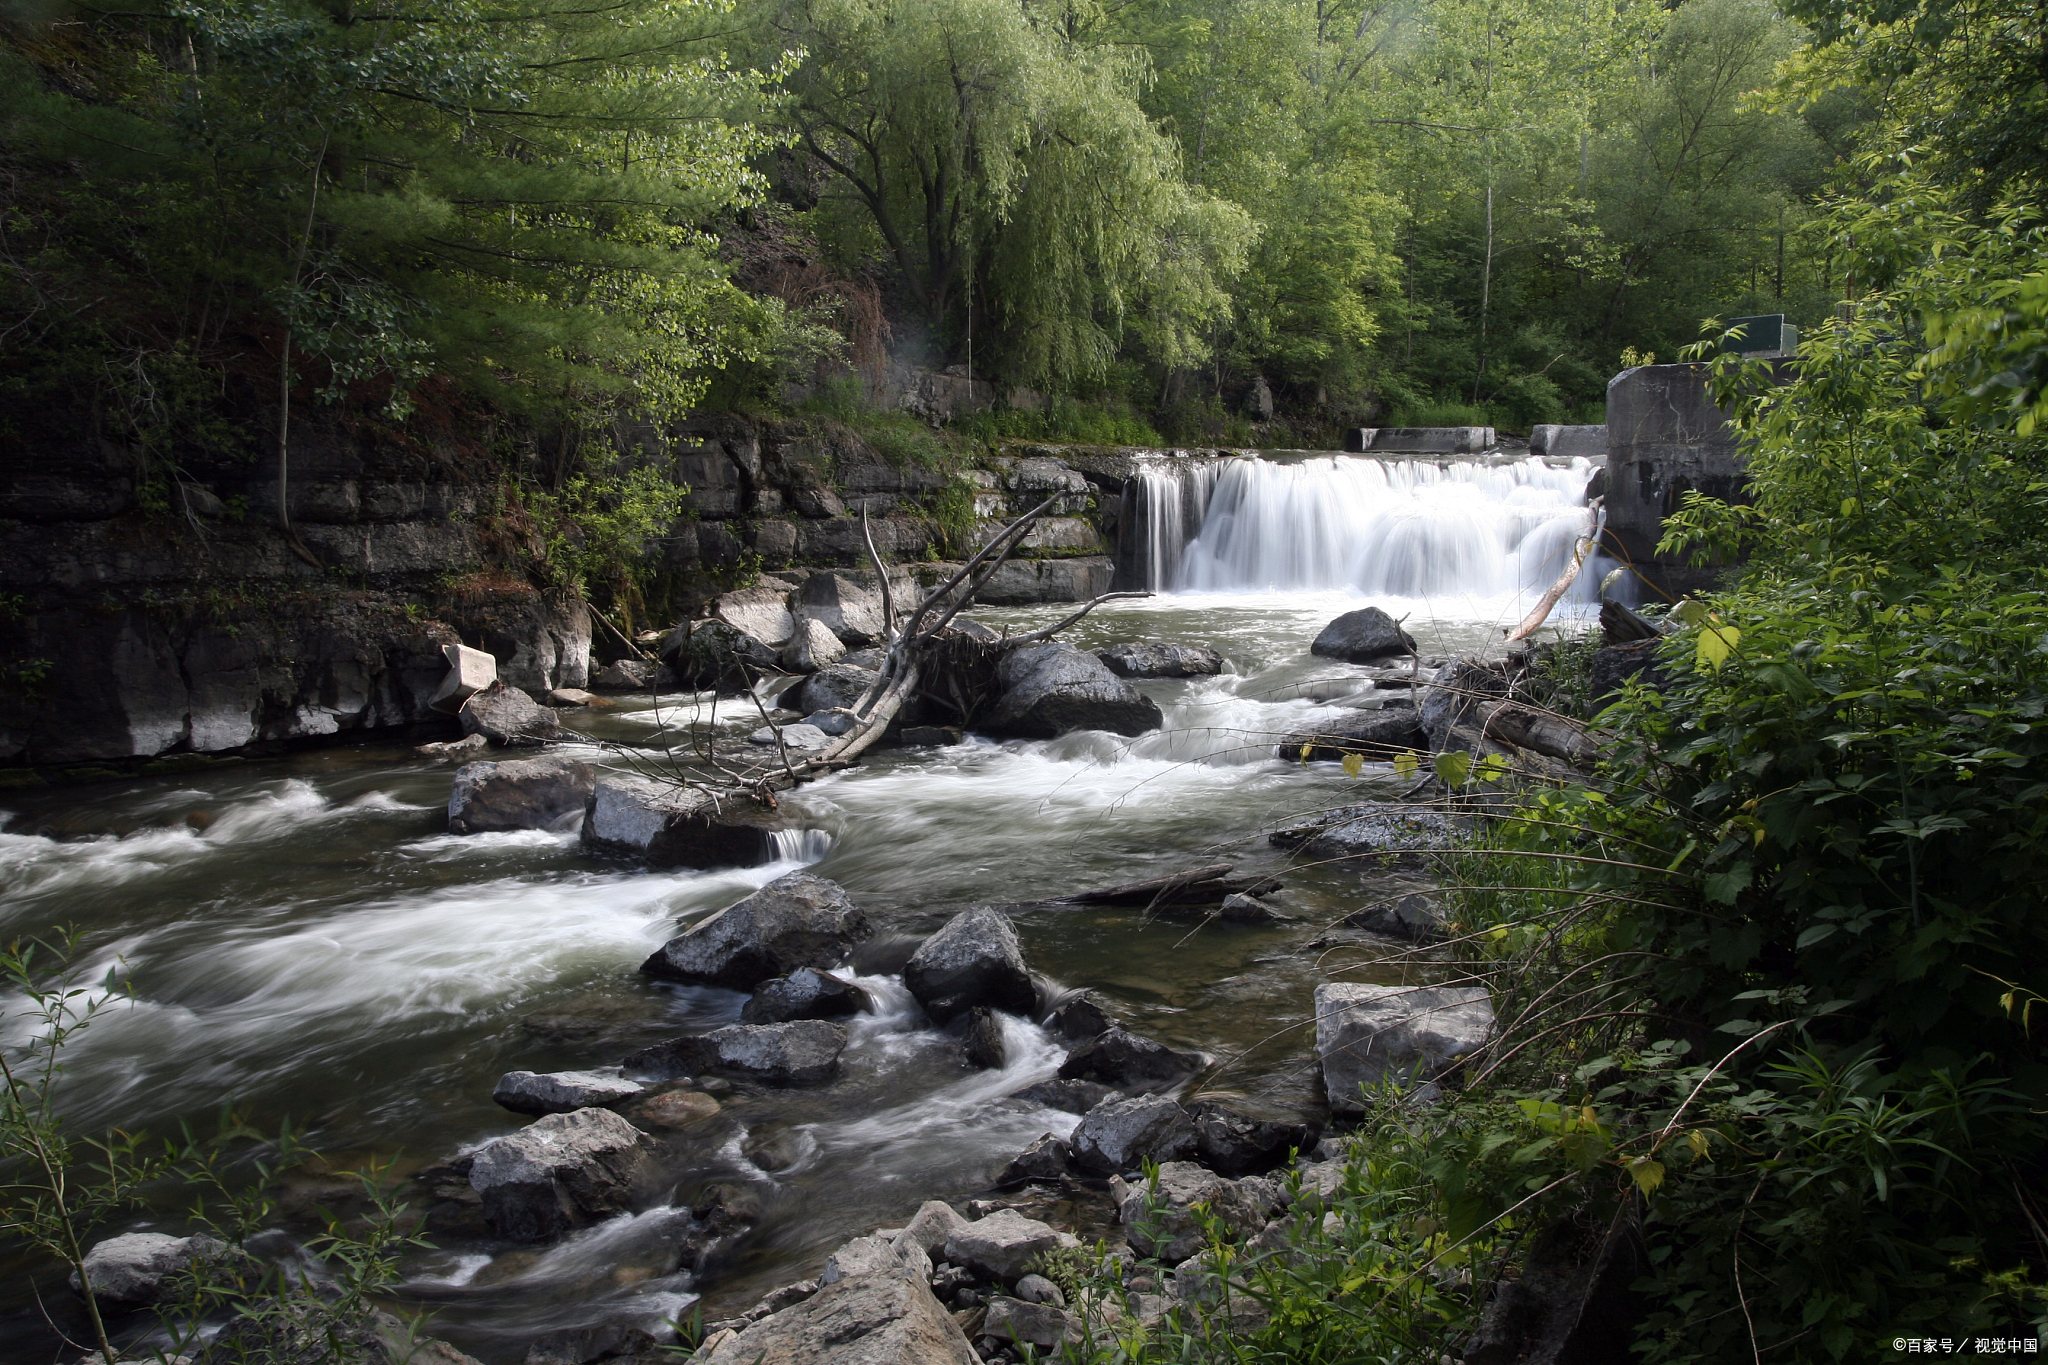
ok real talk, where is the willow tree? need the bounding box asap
[771,0,1253,388]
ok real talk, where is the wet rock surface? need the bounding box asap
[459,683,561,746]
[1316,982,1496,1112]
[1095,642,1226,678]
[468,1108,657,1242]
[623,1019,851,1085]
[741,967,869,1024]
[447,757,595,834]
[1057,1026,1204,1094]
[983,641,1164,738]
[1069,1094,1198,1174]
[903,907,1037,1023]
[1310,607,1418,663]
[582,776,793,869]
[491,1069,643,1116]
[640,872,871,989]
[1275,709,1429,763]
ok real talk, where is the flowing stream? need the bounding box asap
[0,453,1598,1362]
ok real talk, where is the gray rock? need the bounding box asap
[1069,1094,1198,1175]
[1014,1078,1117,1113]
[1095,643,1225,679]
[459,682,561,746]
[492,1069,643,1116]
[840,648,887,670]
[1309,607,1417,664]
[897,1200,970,1254]
[780,617,847,673]
[982,641,1163,739]
[962,1005,1007,1070]
[903,907,1036,1023]
[1275,709,1429,763]
[982,1295,1076,1349]
[198,1303,485,1365]
[661,618,780,690]
[747,722,832,750]
[1188,1101,1320,1176]
[469,1108,656,1242]
[749,1279,821,1318]
[70,1231,222,1306]
[1109,1161,1271,1261]
[522,1324,657,1365]
[1530,424,1607,459]
[1013,1274,1066,1308]
[1343,893,1448,941]
[1219,892,1288,923]
[447,757,595,834]
[804,710,857,736]
[589,659,655,691]
[640,872,871,988]
[700,1271,977,1364]
[1270,802,1463,869]
[1417,658,1511,749]
[795,662,881,715]
[1057,1027,1204,1094]
[896,725,964,747]
[624,1019,850,1085]
[944,1209,1070,1282]
[584,776,794,869]
[997,1133,1073,1187]
[799,573,889,647]
[821,1232,933,1286]
[742,967,869,1024]
[1042,991,1114,1042]
[417,733,490,759]
[546,688,603,708]
[1315,983,1495,1113]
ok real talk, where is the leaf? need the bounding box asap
[1697,624,1742,671]
[1298,743,1312,763]
[1393,751,1419,778]
[1840,496,1860,516]
[1686,1130,1711,1159]
[1703,863,1752,905]
[1672,599,1710,626]
[1627,1156,1666,1197]
[1796,923,1839,949]
[1477,753,1510,783]
[1341,752,1365,779]
[1434,750,1472,787]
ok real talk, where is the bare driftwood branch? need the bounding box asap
[1504,522,1595,644]
[999,590,1155,648]
[860,504,897,643]
[909,495,1058,641]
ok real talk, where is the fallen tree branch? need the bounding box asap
[999,590,1154,648]
[1504,521,1596,644]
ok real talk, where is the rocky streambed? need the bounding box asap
[0,590,1595,1364]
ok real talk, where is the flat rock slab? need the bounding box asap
[641,872,871,989]
[944,1209,1072,1282]
[448,757,595,835]
[1315,982,1495,1112]
[903,906,1036,1023]
[624,1019,849,1085]
[469,1107,656,1242]
[492,1069,643,1116]
[700,1271,978,1364]
[1095,642,1225,678]
[71,1231,224,1306]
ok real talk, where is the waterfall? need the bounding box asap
[1125,460,1226,591]
[1162,455,1599,600]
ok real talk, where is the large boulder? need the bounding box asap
[795,662,881,715]
[1015,1077,1117,1114]
[1276,710,1429,764]
[997,1132,1074,1187]
[799,572,889,647]
[742,967,869,1024]
[780,617,847,673]
[1095,643,1225,679]
[1315,983,1495,1113]
[944,1209,1072,1282]
[1068,1094,1198,1175]
[713,586,799,646]
[458,682,561,747]
[640,872,871,988]
[982,1296,1078,1352]
[1042,991,1115,1042]
[492,1069,643,1116]
[902,907,1036,1023]
[584,776,793,869]
[1109,1161,1273,1262]
[70,1231,224,1306]
[982,641,1163,739]
[821,1232,933,1286]
[623,1020,849,1085]
[1344,893,1448,941]
[447,757,596,834]
[1309,607,1418,664]
[468,1107,656,1242]
[1057,1027,1204,1094]
[589,658,656,692]
[699,1270,977,1364]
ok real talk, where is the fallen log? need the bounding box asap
[1476,699,1603,767]
[1065,864,1236,905]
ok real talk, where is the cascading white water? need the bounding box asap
[1173,455,1598,599]
[1128,461,1225,590]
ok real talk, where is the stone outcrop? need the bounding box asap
[903,907,1037,1023]
[583,776,796,869]
[446,757,595,834]
[623,1020,850,1085]
[639,872,871,988]
[798,572,889,646]
[1095,642,1226,678]
[468,1107,656,1242]
[1315,982,1495,1112]
[982,641,1164,738]
[1309,607,1418,663]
